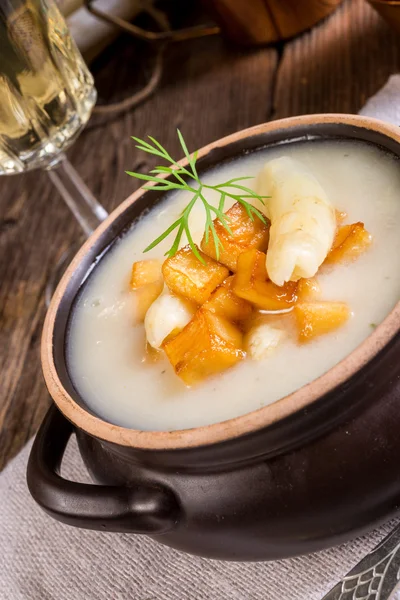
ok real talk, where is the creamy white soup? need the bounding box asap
[67,140,400,431]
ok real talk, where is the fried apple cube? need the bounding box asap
[200,202,269,271]
[163,309,244,385]
[233,249,298,311]
[132,283,164,323]
[130,259,162,289]
[236,248,267,281]
[130,260,164,323]
[325,222,372,265]
[294,302,350,343]
[203,285,252,322]
[297,277,321,301]
[335,210,347,224]
[162,245,229,305]
[221,275,235,289]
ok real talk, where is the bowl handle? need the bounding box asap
[27,405,181,534]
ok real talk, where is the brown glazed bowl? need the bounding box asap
[28,115,400,561]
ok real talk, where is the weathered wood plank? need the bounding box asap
[273,0,400,118]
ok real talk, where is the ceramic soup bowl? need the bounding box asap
[27,115,400,561]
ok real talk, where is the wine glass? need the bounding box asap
[0,0,108,301]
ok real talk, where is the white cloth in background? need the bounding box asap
[1,76,400,600]
[359,74,400,125]
[0,438,396,600]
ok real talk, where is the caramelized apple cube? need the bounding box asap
[235,248,267,282]
[132,282,164,323]
[294,302,350,342]
[130,259,162,289]
[332,224,352,250]
[162,245,229,304]
[221,275,235,289]
[325,222,372,265]
[233,249,298,311]
[163,309,244,385]
[335,210,347,224]
[203,286,252,322]
[130,260,164,323]
[297,277,321,301]
[201,202,269,271]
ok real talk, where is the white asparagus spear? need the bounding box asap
[145,293,196,349]
[256,157,336,286]
[245,323,284,360]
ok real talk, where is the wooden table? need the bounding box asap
[1,0,399,471]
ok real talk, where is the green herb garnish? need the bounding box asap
[126,131,269,263]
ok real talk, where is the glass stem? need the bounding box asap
[46,153,108,237]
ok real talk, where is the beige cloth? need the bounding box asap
[0,437,396,600]
[2,76,400,600]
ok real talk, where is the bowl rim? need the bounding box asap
[42,113,400,450]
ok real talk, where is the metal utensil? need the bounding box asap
[322,525,400,599]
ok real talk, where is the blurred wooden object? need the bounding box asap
[203,0,343,45]
[366,0,400,35]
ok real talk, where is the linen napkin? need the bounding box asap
[1,76,400,600]
[359,74,400,124]
[0,437,396,600]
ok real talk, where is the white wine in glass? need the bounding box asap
[0,0,108,298]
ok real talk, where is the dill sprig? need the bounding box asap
[126,130,269,262]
